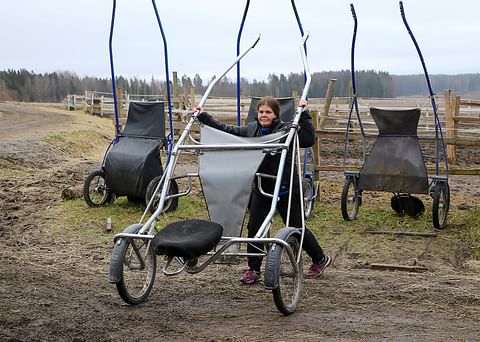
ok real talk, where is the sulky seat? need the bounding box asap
[357,107,429,194]
[104,101,165,199]
[152,220,223,259]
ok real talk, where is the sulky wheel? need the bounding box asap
[302,176,315,219]
[341,176,360,221]
[83,169,114,207]
[145,176,179,214]
[432,182,450,230]
[111,224,157,305]
[264,227,303,316]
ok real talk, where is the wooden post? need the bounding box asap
[172,71,179,108]
[319,78,337,129]
[348,80,353,107]
[116,86,126,128]
[190,87,196,107]
[445,90,456,164]
[452,95,460,163]
[311,110,321,183]
[292,90,298,103]
[179,95,185,110]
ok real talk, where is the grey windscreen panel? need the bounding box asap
[199,125,285,237]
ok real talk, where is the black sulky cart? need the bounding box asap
[341,2,450,230]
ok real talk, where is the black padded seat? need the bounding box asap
[152,220,223,258]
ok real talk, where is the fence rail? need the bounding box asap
[65,89,480,175]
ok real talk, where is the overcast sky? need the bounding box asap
[1,0,479,82]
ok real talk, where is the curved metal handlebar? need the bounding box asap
[349,3,358,96]
[108,0,121,136]
[298,33,311,104]
[350,3,357,19]
[399,0,448,177]
[399,1,433,97]
[195,34,261,111]
[399,1,405,17]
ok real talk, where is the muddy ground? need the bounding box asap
[0,102,479,341]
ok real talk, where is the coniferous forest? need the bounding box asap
[1,68,480,102]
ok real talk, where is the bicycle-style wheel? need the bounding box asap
[111,225,157,305]
[341,176,360,221]
[432,182,449,230]
[302,176,315,219]
[83,169,114,207]
[265,227,303,316]
[145,176,179,214]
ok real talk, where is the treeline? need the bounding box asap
[1,68,480,102]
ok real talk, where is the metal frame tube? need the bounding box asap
[236,0,251,126]
[343,3,367,171]
[137,35,261,234]
[255,34,312,239]
[108,0,121,137]
[151,0,174,161]
[399,1,448,179]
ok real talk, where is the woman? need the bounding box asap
[195,96,330,284]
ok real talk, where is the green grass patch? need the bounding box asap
[0,158,30,178]
[56,194,209,243]
[307,202,480,261]
[43,130,110,158]
[56,191,480,261]
[446,208,480,259]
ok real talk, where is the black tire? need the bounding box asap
[341,176,360,221]
[267,228,303,316]
[432,182,450,230]
[83,169,114,207]
[145,176,179,214]
[302,176,315,219]
[115,234,157,305]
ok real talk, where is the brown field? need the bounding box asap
[0,101,479,341]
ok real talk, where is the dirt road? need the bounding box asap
[0,102,479,341]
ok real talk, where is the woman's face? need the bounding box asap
[257,104,276,127]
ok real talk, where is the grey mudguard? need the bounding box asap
[108,224,143,283]
[264,227,301,290]
[199,125,284,239]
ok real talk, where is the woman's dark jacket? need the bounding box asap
[197,110,315,192]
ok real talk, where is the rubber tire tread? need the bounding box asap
[264,227,303,316]
[145,176,179,214]
[83,169,113,207]
[302,176,315,219]
[432,182,450,230]
[341,176,359,221]
[111,224,157,305]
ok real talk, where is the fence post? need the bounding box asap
[190,87,196,108]
[311,110,321,183]
[172,71,179,108]
[452,95,460,164]
[292,90,298,104]
[319,78,337,129]
[116,86,126,125]
[444,89,456,164]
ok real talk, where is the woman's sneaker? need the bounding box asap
[240,270,261,284]
[305,255,331,278]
